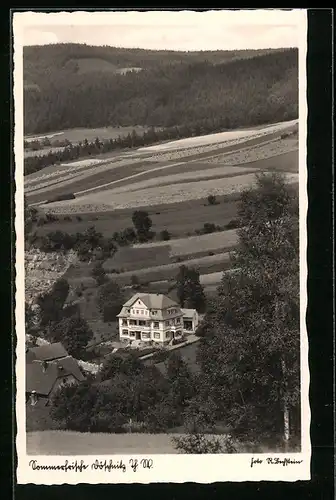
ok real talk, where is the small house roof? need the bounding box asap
[26,356,85,396]
[26,342,69,362]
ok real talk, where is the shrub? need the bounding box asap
[131,274,140,287]
[160,229,171,241]
[207,194,218,206]
[76,216,83,222]
[46,192,76,203]
[202,223,218,234]
[225,219,240,230]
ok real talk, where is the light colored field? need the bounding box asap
[27,431,180,455]
[42,172,299,213]
[204,138,298,166]
[133,229,238,257]
[139,120,298,153]
[25,132,63,142]
[200,271,225,286]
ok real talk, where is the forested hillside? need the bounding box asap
[24,44,298,135]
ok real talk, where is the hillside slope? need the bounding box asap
[24,45,298,135]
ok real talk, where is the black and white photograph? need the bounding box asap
[14,9,310,483]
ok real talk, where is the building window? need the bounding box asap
[175,330,182,337]
[165,320,170,326]
[176,317,181,324]
[140,310,144,315]
[122,329,128,335]
[142,332,150,339]
[138,320,146,326]
[165,332,171,339]
[153,332,160,339]
[129,319,136,326]
[153,321,159,328]
[127,309,130,313]
[136,310,139,314]
[152,310,157,315]
[122,319,127,326]
[129,331,135,337]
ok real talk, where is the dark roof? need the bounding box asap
[118,293,181,320]
[123,293,178,310]
[26,356,85,396]
[26,342,69,362]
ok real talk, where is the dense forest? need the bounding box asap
[24,44,298,135]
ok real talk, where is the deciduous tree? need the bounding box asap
[97,280,124,322]
[198,172,300,448]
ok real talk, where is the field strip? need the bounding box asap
[25,157,154,196]
[106,252,231,278]
[26,125,297,203]
[73,137,298,196]
[75,161,185,195]
[132,229,238,252]
[105,167,260,195]
[25,157,142,192]
[139,120,298,152]
[63,138,294,197]
[200,271,225,285]
[41,173,299,213]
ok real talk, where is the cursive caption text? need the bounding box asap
[29,458,154,473]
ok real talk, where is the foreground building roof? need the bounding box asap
[26,342,69,363]
[26,356,85,396]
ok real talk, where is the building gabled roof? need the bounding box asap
[26,356,85,396]
[120,293,179,313]
[26,342,69,363]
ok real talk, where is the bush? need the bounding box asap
[160,229,171,241]
[207,194,218,206]
[225,219,240,230]
[131,274,140,287]
[151,350,170,363]
[46,192,76,203]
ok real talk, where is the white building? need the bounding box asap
[117,293,199,345]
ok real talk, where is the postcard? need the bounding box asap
[14,8,310,484]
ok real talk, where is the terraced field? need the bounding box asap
[105,252,232,287]
[25,120,298,207]
[34,192,240,240]
[133,229,238,256]
[42,170,298,213]
[26,120,299,304]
